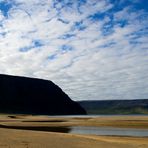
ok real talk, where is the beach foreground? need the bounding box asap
[0,115,148,148]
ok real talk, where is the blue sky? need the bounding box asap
[0,0,148,100]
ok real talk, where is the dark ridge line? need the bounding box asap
[0,124,71,133]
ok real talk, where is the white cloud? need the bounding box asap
[0,0,147,100]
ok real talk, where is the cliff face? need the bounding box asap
[0,74,86,115]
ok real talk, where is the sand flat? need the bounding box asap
[0,115,148,148]
[1,115,148,128]
[1,128,148,148]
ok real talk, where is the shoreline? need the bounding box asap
[0,127,148,148]
[0,114,148,147]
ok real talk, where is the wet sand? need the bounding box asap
[0,115,148,148]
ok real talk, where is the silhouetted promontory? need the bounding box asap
[0,74,86,115]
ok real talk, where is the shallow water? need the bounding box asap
[47,115,148,137]
[69,126,148,137]
[49,114,148,118]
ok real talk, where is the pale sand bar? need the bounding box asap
[0,115,148,148]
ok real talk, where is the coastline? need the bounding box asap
[0,114,148,148]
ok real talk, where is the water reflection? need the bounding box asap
[1,123,148,137]
[69,126,148,137]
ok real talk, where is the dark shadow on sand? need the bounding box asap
[8,115,17,119]
[22,120,66,123]
[0,124,71,133]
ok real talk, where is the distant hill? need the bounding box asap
[0,74,86,115]
[78,99,148,115]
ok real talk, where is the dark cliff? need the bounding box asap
[0,74,86,115]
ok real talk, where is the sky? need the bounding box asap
[0,0,148,101]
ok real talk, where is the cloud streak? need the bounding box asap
[0,0,147,100]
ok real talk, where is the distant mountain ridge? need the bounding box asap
[78,99,148,115]
[0,74,86,115]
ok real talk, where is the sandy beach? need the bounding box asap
[0,115,148,148]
